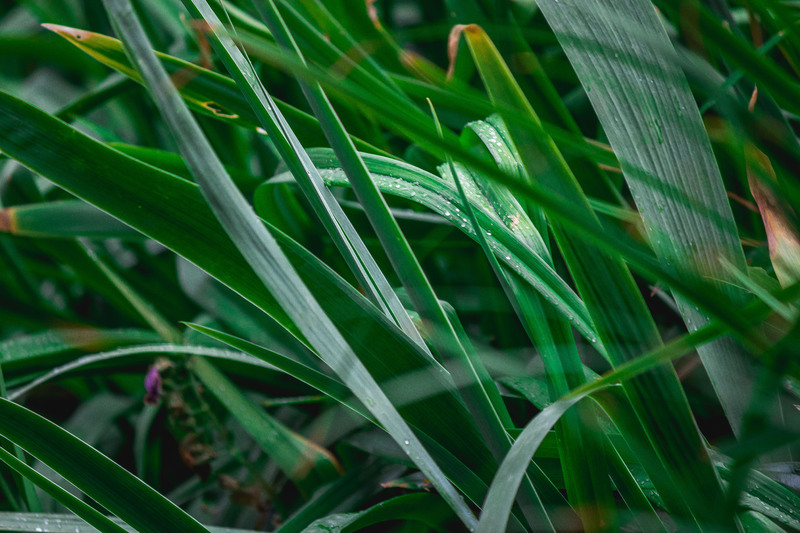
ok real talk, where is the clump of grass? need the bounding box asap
[1,0,800,531]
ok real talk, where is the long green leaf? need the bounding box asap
[6,343,276,402]
[0,512,260,533]
[452,117,615,530]
[0,448,129,533]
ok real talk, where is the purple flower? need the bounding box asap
[144,363,162,405]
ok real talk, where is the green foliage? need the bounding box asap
[1,0,800,531]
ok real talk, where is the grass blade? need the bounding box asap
[262,148,600,350]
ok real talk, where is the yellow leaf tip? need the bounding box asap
[41,23,90,42]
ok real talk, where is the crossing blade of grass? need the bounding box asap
[185,324,355,406]
[187,355,341,494]
[481,302,800,532]
[0,398,211,533]
[177,0,423,346]
[475,390,590,533]
[187,322,529,526]
[534,0,766,442]
[0,91,500,496]
[101,0,477,527]
[429,104,556,530]
[262,148,601,351]
[251,0,478,400]
[460,24,733,529]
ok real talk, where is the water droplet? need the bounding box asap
[403,439,410,445]
[486,231,492,236]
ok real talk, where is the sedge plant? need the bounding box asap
[1,0,800,531]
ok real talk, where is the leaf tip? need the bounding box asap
[0,208,15,234]
[446,24,483,80]
[41,23,90,43]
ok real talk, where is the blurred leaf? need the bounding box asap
[747,146,800,288]
[535,0,766,443]
[0,200,140,239]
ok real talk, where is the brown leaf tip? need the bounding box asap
[0,208,14,234]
